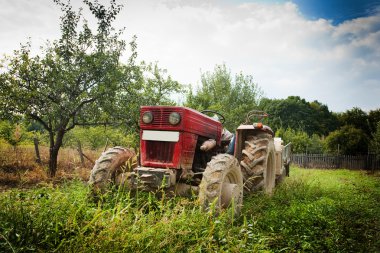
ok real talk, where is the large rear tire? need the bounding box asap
[88,146,136,195]
[199,154,243,215]
[240,133,276,194]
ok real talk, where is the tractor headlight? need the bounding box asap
[169,112,181,125]
[142,111,153,124]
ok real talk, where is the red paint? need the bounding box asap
[140,106,222,169]
[236,124,274,136]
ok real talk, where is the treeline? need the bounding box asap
[1,63,379,158]
[260,97,380,155]
[185,64,380,156]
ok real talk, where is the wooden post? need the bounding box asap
[34,137,42,164]
[77,140,85,166]
[103,138,109,152]
[82,153,95,165]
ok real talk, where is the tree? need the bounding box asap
[185,64,263,130]
[259,96,339,136]
[0,121,29,148]
[368,109,380,134]
[113,62,183,134]
[324,125,369,155]
[0,0,137,176]
[276,127,324,154]
[370,122,380,154]
[337,107,370,136]
[140,62,183,105]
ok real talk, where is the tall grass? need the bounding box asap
[0,145,100,187]
[0,167,379,252]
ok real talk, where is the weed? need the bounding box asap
[0,167,379,252]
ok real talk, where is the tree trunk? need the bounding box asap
[49,147,59,177]
[48,129,65,177]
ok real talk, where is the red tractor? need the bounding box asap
[89,106,291,213]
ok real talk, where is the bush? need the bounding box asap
[276,128,324,153]
[325,125,369,155]
[63,126,138,150]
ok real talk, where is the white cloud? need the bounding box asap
[0,0,379,112]
[118,0,380,112]
[0,0,61,53]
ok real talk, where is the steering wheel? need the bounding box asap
[201,110,226,124]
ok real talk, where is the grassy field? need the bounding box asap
[0,167,379,252]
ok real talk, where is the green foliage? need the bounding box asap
[0,121,34,147]
[368,109,380,134]
[337,107,371,136]
[63,126,137,149]
[276,128,324,153]
[0,0,137,176]
[0,1,134,127]
[370,122,380,154]
[185,64,263,130]
[140,62,183,105]
[114,62,184,134]
[260,96,339,136]
[0,168,379,252]
[324,125,369,155]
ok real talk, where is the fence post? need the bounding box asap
[103,138,109,153]
[77,140,85,167]
[366,152,370,170]
[34,137,42,164]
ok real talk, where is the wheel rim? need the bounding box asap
[221,172,241,208]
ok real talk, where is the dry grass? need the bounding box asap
[0,144,101,189]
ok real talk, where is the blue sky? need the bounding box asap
[0,0,379,112]
[293,0,380,24]
[244,0,380,24]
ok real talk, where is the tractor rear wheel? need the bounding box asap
[199,154,243,215]
[240,133,276,194]
[88,146,136,195]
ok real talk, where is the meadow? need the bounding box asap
[0,166,379,252]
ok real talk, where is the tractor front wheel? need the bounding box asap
[88,146,136,196]
[199,154,243,215]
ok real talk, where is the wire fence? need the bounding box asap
[291,153,380,171]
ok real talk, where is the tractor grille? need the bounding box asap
[141,108,183,128]
[146,141,175,163]
[151,110,171,127]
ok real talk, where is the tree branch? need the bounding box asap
[70,96,99,117]
[73,121,122,127]
[28,113,52,131]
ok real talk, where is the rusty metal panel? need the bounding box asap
[181,133,198,170]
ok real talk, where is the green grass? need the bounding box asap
[0,167,379,252]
